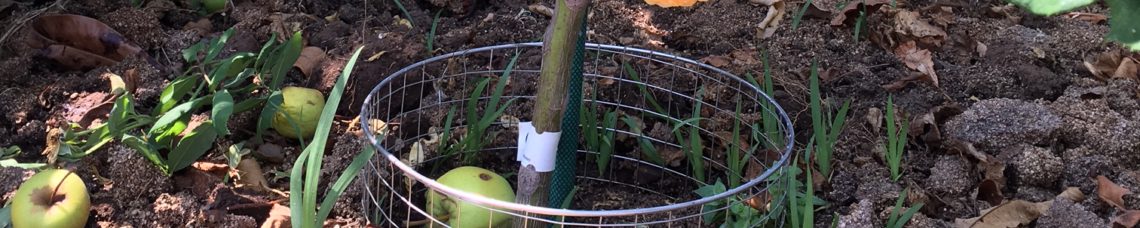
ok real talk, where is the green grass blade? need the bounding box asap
[624,61,666,114]
[887,188,909,227]
[792,0,815,29]
[622,116,664,166]
[294,46,364,227]
[425,10,442,55]
[438,106,457,154]
[599,111,618,175]
[391,0,416,28]
[316,146,377,221]
[482,51,521,120]
[893,203,924,228]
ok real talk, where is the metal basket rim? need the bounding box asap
[359,42,795,218]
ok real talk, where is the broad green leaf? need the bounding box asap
[149,96,207,136]
[1005,0,1094,15]
[122,135,167,173]
[166,121,219,173]
[108,93,133,138]
[270,32,303,90]
[181,42,204,63]
[233,97,265,113]
[255,91,283,143]
[204,28,234,63]
[0,159,46,169]
[1107,0,1140,51]
[212,90,234,135]
[157,76,200,114]
[253,33,279,71]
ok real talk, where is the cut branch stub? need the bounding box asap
[26,14,141,70]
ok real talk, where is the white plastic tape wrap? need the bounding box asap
[516,122,560,172]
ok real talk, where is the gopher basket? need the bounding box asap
[359,42,794,227]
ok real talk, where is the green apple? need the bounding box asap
[11,169,90,228]
[271,86,325,140]
[427,166,515,228]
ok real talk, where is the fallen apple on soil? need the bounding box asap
[426,166,516,228]
[271,86,325,140]
[10,169,91,228]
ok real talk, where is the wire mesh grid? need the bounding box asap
[359,42,794,227]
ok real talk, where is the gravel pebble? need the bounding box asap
[1037,195,1105,228]
[1063,155,1114,193]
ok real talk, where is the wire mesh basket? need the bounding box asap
[359,42,794,227]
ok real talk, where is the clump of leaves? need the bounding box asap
[438,51,520,164]
[885,188,924,228]
[624,61,706,182]
[884,95,908,181]
[289,46,372,228]
[808,58,851,179]
[1006,0,1139,50]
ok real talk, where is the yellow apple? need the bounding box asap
[427,166,515,228]
[11,169,90,228]
[271,86,325,140]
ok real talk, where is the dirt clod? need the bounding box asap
[1003,144,1062,188]
[925,155,974,197]
[944,98,1061,151]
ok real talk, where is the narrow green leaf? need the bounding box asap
[425,10,442,55]
[212,90,234,135]
[157,76,200,114]
[233,97,266,114]
[792,0,815,29]
[893,203,925,228]
[621,116,664,166]
[123,134,167,173]
[438,106,457,154]
[0,159,46,169]
[166,122,219,174]
[598,111,618,175]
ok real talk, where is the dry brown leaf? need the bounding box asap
[236,158,270,192]
[1064,12,1108,24]
[1114,210,1140,228]
[700,55,732,67]
[893,40,939,87]
[26,14,141,70]
[893,10,948,48]
[1098,175,1132,210]
[293,46,326,78]
[881,72,926,91]
[730,49,760,65]
[988,4,1022,23]
[757,1,786,39]
[182,18,212,37]
[830,0,890,26]
[1114,57,1138,80]
[42,127,62,165]
[954,200,1052,228]
[978,179,1004,206]
[527,4,553,18]
[1084,51,1124,80]
[929,6,954,27]
[908,112,941,144]
[1058,187,1086,202]
[262,204,291,228]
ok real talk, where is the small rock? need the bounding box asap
[1036,195,1105,228]
[925,155,974,197]
[902,212,948,228]
[839,199,880,228]
[255,143,285,163]
[944,98,1061,151]
[1002,144,1062,188]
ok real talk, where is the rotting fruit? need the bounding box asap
[271,86,325,140]
[11,169,91,228]
[426,166,516,228]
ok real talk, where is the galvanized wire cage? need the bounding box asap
[359,42,794,227]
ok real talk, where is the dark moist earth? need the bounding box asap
[1,0,1137,227]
